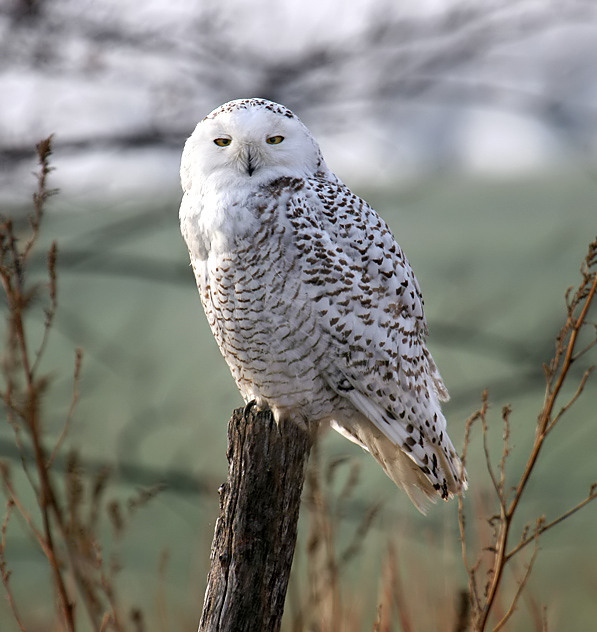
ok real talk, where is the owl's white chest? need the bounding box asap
[179,180,262,262]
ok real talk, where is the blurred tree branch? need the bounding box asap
[1,0,597,167]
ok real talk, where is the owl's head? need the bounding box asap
[181,98,326,192]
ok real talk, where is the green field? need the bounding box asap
[1,170,595,630]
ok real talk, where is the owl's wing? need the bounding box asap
[285,176,465,498]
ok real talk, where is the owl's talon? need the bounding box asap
[243,400,258,419]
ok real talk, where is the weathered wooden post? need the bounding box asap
[198,406,312,632]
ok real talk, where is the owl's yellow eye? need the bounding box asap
[266,135,284,145]
[214,138,231,147]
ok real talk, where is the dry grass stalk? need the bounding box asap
[459,238,597,631]
[288,444,382,632]
[0,138,156,630]
[1,137,75,631]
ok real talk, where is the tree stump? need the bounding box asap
[198,406,313,632]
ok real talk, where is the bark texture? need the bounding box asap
[199,406,312,632]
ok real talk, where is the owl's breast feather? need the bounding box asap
[179,186,261,260]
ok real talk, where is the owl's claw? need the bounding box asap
[243,400,258,419]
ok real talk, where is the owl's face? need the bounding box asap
[181,99,324,192]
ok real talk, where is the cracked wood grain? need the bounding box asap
[198,406,312,632]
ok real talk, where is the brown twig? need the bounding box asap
[458,396,487,589]
[0,463,50,556]
[492,543,539,632]
[48,347,84,467]
[548,366,594,432]
[505,483,597,561]
[31,240,58,376]
[0,498,27,632]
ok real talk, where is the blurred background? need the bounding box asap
[1,0,596,629]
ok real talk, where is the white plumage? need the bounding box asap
[179,98,467,511]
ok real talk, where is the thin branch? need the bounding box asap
[0,463,50,557]
[458,400,485,575]
[571,337,596,363]
[547,366,594,432]
[29,413,76,631]
[48,347,83,467]
[506,484,597,561]
[23,136,56,261]
[538,271,597,436]
[31,240,58,376]
[0,499,27,632]
[497,406,511,500]
[481,409,503,512]
[492,544,539,632]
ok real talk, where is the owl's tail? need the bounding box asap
[330,415,463,513]
[365,431,442,512]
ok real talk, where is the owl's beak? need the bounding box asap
[246,148,255,176]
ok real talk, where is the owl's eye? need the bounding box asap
[214,138,231,147]
[266,136,284,145]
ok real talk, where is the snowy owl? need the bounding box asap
[179,98,467,511]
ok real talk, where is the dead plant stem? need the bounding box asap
[478,270,596,631]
